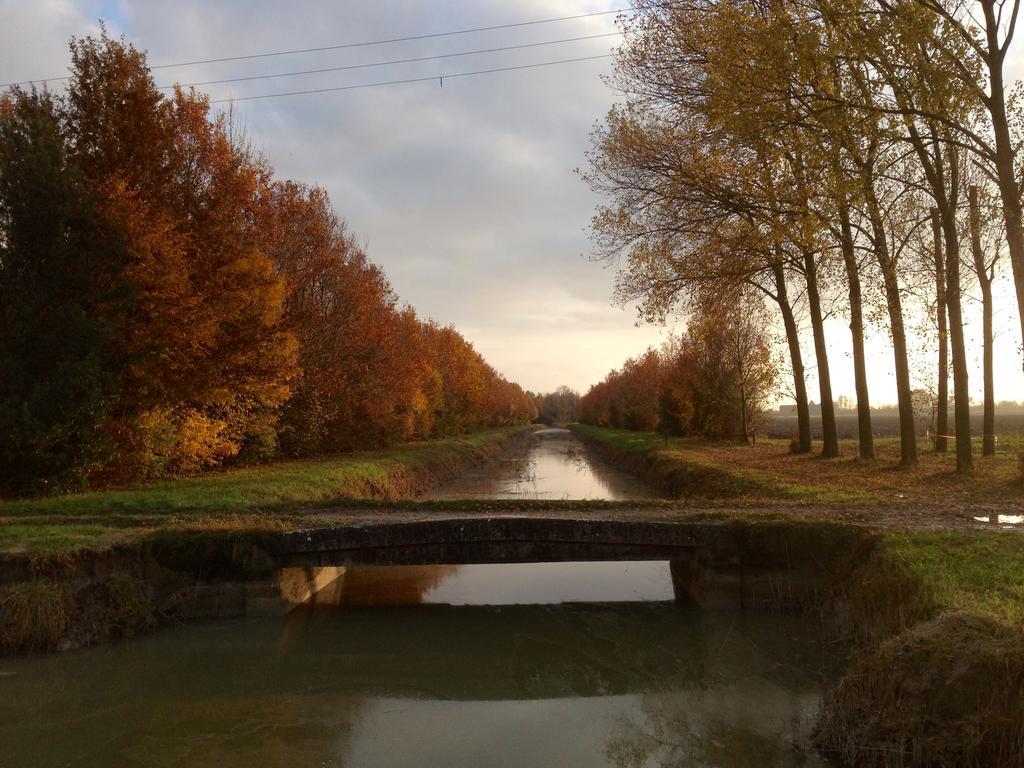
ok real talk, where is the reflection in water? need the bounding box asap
[973,514,1023,526]
[308,564,459,606]
[303,562,675,606]
[426,427,658,500]
[0,563,836,767]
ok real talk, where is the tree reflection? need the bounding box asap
[307,565,460,607]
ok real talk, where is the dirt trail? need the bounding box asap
[272,500,1023,534]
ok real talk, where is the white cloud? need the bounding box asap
[2,0,1021,401]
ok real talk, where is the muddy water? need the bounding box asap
[0,562,836,767]
[426,427,658,500]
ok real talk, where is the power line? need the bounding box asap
[209,54,613,104]
[2,9,628,89]
[160,32,620,90]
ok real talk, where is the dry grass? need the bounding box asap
[574,425,1023,509]
[0,573,156,654]
[816,612,1024,768]
[0,580,73,653]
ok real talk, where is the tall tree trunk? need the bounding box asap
[802,250,839,457]
[969,185,996,457]
[772,261,811,452]
[865,189,917,466]
[739,383,749,444]
[838,202,874,459]
[939,156,973,475]
[931,208,949,453]
[979,5,1024,375]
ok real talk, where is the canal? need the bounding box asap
[425,427,656,500]
[0,428,838,767]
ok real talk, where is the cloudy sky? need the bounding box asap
[2,0,1022,405]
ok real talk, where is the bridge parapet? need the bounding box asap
[272,517,706,567]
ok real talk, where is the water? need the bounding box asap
[426,427,657,500]
[0,429,838,767]
[0,562,836,768]
[973,514,1023,527]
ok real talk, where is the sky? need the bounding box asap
[1,0,1022,405]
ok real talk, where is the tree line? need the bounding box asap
[531,386,581,425]
[0,32,535,496]
[584,0,1022,472]
[578,289,779,440]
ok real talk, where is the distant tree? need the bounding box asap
[535,386,580,425]
[656,387,687,442]
[682,292,778,441]
[911,389,936,425]
[656,336,696,439]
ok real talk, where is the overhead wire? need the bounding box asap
[208,54,614,104]
[2,8,628,88]
[159,32,620,90]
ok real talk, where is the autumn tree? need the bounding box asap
[885,0,1024,376]
[0,31,535,494]
[58,33,298,476]
[585,2,859,456]
[675,292,778,440]
[0,89,123,493]
[579,291,777,442]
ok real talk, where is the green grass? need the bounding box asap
[0,427,529,519]
[2,421,1021,633]
[572,423,664,452]
[882,531,1024,624]
[575,424,1024,625]
[0,523,137,557]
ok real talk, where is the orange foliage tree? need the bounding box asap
[60,33,297,477]
[0,31,534,493]
[260,181,534,455]
[579,292,778,442]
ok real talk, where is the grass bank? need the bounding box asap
[816,531,1024,768]
[573,423,1023,508]
[0,425,534,557]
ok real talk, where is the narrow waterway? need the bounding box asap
[426,427,657,500]
[0,427,840,767]
[0,562,836,768]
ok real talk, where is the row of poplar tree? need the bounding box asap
[584,0,1022,473]
[0,33,535,496]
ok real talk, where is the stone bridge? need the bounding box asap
[266,516,771,608]
[272,517,705,568]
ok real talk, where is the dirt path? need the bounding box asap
[273,499,1022,533]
